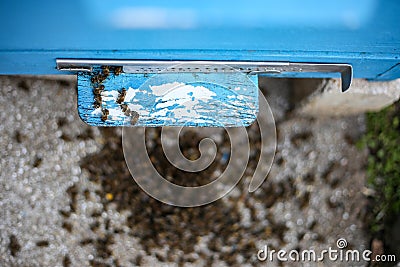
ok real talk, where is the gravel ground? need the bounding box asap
[1,76,370,266]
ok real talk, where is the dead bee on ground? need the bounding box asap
[101,109,109,121]
[116,88,127,104]
[114,66,123,76]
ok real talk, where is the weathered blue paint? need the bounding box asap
[0,50,397,81]
[0,0,399,81]
[77,67,258,127]
[376,63,400,81]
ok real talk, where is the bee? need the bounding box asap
[94,95,102,108]
[91,72,106,84]
[123,106,131,116]
[101,65,110,76]
[130,110,140,125]
[116,88,126,104]
[114,66,123,76]
[101,109,109,121]
[97,74,107,83]
[94,94,102,102]
[93,85,104,95]
[120,104,128,113]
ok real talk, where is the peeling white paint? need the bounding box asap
[83,74,258,126]
[108,107,125,117]
[151,84,217,119]
[128,103,149,116]
[150,82,185,96]
[124,87,140,102]
[91,107,103,115]
[101,90,119,101]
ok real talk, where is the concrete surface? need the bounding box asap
[295,78,400,117]
[0,76,373,266]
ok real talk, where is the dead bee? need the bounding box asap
[114,66,123,76]
[130,110,140,125]
[101,109,109,121]
[116,88,126,104]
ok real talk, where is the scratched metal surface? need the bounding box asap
[77,67,258,127]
